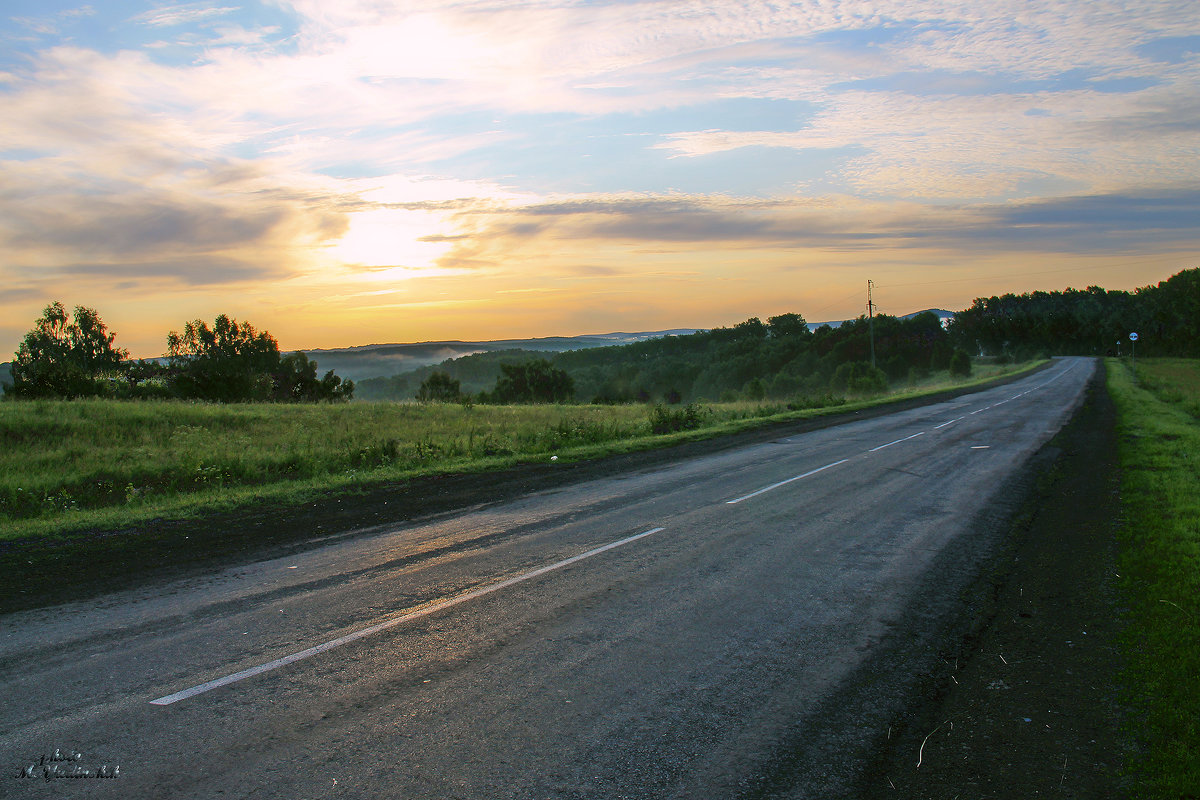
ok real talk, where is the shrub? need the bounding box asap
[417,371,463,403]
[949,349,972,377]
[830,361,888,394]
[483,360,575,404]
[648,403,707,434]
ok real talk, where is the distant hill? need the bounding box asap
[304,312,955,383]
[353,309,963,402]
[809,309,954,331]
[295,330,703,383]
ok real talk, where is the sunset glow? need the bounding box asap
[2,1,1197,358]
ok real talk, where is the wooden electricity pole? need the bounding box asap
[867,279,876,369]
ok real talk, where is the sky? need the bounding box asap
[2,0,1198,358]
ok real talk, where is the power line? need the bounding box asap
[807,287,867,320]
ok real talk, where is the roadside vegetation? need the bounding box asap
[4,304,353,402]
[1109,357,1200,795]
[0,362,1034,542]
[355,268,1198,403]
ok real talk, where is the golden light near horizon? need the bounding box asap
[327,208,455,273]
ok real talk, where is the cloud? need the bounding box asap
[654,79,1200,199]
[1082,92,1200,138]
[0,46,354,295]
[44,256,288,285]
[427,187,1200,270]
[977,189,1200,248]
[8,7,96,39]
[131,4,240,28]
[3,0,1199,356]
[10,17,60,36]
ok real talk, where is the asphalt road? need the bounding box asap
[0,357,1095,799]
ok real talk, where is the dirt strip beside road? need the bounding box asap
[862,363,1126,798]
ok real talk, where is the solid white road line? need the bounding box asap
[151,527,667,706]
[725,459,849,505]
[868,431,925,452]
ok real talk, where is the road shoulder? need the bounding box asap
[859,361,1125,797]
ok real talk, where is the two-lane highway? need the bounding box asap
[0,358,1095,798]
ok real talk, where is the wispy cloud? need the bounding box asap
[425,187,1200,270]
[131,3,239,28]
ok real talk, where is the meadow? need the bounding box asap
[0,363,1031,541]
[1108,358,1200,794]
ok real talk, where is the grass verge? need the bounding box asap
[1108,358,1200,795]
[0,362,1039,543]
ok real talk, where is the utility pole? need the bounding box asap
[867,279,876,369]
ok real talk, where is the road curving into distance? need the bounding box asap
[0,357,1095,798]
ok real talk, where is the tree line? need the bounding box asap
[947,268,1198,359]
[384,268,1196,406]
[4,303,353,402]
[9,268,1192,405]
[376,309,968,406]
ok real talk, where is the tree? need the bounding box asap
[274,351,318,401]
[165,319,353,402]
[121,358,172,399]
[743,377,767,400]
[949,349,972,377]
[275,352,354,402]
[416,371,462,403]
[767,312,811,339]
[9,302,129,398]
[485,359,574,403]
[166,315,281,402]
[316,368,354,402]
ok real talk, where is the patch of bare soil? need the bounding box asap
[861,366,1126,798]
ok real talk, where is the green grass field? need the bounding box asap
[0,363,1031,541]
[1108,358,1200,795]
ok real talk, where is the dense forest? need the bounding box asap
[948,267,1198,359]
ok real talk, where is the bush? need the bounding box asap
[949,349,972,377]
[483,360,574,404]
[416,371,463,403]
[648,403,707,434]
[830,361,888,394]
[787,393,846,411]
